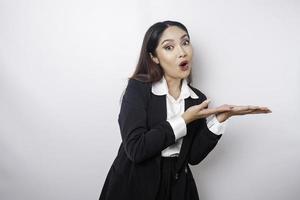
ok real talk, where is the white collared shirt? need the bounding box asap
[151,75,227,157]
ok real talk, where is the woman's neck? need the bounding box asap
[164,75,183,99]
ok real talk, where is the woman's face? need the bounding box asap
[150,26,193,81]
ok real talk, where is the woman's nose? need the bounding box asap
[177,45,187,57]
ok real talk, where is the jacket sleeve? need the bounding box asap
[118,79,176,164]
[187,93,223,165]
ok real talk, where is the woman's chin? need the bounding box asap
[179,69,191,78]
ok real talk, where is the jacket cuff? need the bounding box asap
[167,116,187,140]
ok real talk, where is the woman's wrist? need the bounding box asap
[181,113,192,124]
[216,113,230,123]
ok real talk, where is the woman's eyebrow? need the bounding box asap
[160,34,189,45]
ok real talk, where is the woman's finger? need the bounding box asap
[248,105,260,109]
[230,106,256,115]
[199,107,231,117]
[233,107,272,115]
[249,109,272,114]
[232,106,249,112]
[197,99,211,110]
[216,105,233,112]
[259,107,272,112]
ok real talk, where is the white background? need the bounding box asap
[1,0,299,199]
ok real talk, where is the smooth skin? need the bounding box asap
[149,26,271,125]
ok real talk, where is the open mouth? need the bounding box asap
[179,61,189,70]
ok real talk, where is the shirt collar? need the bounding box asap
[151,75,199,99]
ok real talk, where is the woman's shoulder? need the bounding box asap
[124,78,152,100]
[127,78,152,90]
[128,77,151,85]
[119,78,151,105]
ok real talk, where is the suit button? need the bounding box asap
[184,166,188,173]
[174,173,179,180]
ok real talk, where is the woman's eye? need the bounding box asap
[164,46,173,50]
[183,40,190,45]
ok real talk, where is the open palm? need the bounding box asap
[216,105,272,122]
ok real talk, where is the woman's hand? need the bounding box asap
[216,105,272,123]
[181,99,234,124]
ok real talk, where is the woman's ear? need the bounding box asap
[149,52,159,64]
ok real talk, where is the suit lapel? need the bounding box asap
[148,94,167,167]
[148,94,167,126]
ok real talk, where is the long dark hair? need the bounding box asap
[129,20,193,84]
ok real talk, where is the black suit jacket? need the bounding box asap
[99,78,222,200]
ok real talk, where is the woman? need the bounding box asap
[98,20,271,200]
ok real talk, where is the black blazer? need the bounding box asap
[99,79,222,200]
